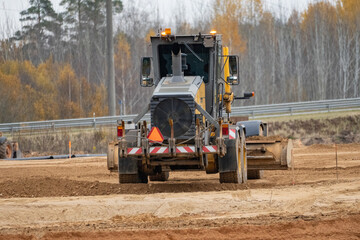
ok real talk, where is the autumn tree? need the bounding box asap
[212,0,246,53]
[338,0,360,97]
[60,0,123,84]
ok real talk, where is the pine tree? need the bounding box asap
[14,0,62,64]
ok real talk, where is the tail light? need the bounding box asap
[222,124,229,136]
[117,126,123,138]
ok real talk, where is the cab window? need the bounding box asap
[158,44,210,83]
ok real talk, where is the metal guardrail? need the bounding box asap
[1,98,360,133]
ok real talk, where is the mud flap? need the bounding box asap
[118,157,139,174]
[219,139,239,173]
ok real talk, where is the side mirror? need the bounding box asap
[140,57,154,87]
[227,55,239,85]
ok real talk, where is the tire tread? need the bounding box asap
[220,171,239,183]
[149,172,169,181]
[0,142,6,159]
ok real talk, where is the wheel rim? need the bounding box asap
[241,131,247,182]
[6,144,12,158]
[236,135,242,183]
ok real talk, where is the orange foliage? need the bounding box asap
[114,34,131,75]
[301,2,337,31]
[212,0,246,53]
[338,0,360,28]
[0,58,109,123]
[90,83,108,117]
[145,29,156,44]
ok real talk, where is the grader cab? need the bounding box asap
[107,29,292,183]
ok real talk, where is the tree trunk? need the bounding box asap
[354,31,359,97]
[106,0,116,116]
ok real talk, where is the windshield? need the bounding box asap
[158,44,210,83]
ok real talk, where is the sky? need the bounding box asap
[0,0,316,39]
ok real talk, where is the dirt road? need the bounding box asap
[0,143,359,239]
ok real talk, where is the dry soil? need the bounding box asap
[0,143,359,239]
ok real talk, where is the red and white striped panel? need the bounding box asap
[127,147,142,155]
[229,129,236,139]
[149,147,169,154]
[176,146,195,153]
[202,145,218,153]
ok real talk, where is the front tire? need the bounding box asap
[219,129,247,184]
[149,172,169,181]
[0,141,12,159]
[0,142,6,159]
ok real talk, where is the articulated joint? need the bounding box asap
[195,118,203,156]
[119,138,128,158]
[141,138,149,158]
[195,136,203,156]
[216,137,226,157]
[169,138,176,156]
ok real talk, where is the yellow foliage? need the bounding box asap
[114,34,131,74]
[212,0,246,53]
[145,29,156,44]
[338,0,360,28]
[0,60,19,76]
[243,0,263,22]
[0,58,110,122]
[18,60,38,87]
[301,2,337,31]
[91,83,108,117]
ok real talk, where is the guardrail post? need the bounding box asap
[93,112,96,129]
[327,104,330,112]
[290,107,293,116]
[252,110,254,118]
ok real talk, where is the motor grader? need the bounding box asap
[107,29,292,183]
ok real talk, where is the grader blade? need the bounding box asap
[246,137,292,170]
[107,142,118,172]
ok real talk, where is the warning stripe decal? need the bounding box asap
[175,146,195,153]
[202,146,218,153]
[127,146,218,155]
[229,129,236,139]
[149,147,169,154]
[127,148,142,155]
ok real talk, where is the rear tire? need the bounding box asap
[119,174,139,183]
[0,142,6,159]
[220,171,239,183]
[247,170,264,179]
[219,138,241,183]
[149,172,169,181]
[119,172,148,184]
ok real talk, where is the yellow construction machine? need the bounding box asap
[107,29,292,183]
